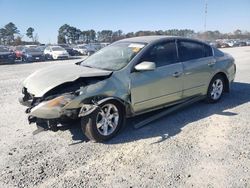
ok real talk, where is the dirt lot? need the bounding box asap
[0,47,249,188]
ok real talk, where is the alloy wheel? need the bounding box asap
[96,104,120,136]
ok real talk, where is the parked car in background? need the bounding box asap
[239,41,247,46]
[37,46,46,52]
[72,45,87,55]
[72,44,96,55]
[21,47,45,62]
[246,40,250,46]
[83,45,97,56]
[209,42,221,48]
[58,44,80,56]
[44,46,69,60]
[19,36,236,142]
[100,43,110,48]
[14,46,25,60]
[89,43,102,51]
[220,43,230,48]
[25,45,38,48]
[0,46,15,64]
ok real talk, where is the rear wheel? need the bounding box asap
[206,75,225,103]
[81,100,124,142]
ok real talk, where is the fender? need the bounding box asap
[78,97,126,117]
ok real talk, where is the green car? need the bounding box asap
[19,36,236,142]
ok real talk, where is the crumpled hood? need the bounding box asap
[23,63,112,97]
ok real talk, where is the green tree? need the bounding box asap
[58,24,70,44]
[0,28,7,44]
[2,22,19,45]
[26,27,34,41]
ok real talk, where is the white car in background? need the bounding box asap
[44,46,69,60]
[72,45,87,55]
[73,45,96,56]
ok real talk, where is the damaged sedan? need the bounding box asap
[19,36,236,142]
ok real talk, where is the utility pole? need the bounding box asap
[204,0,208,32]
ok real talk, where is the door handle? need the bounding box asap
[208,61,215,66]
[172,72,182,78]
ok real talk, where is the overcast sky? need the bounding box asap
[0,0,250,43]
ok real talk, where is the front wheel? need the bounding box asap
[81,101,124,142]
[206,75,225,103]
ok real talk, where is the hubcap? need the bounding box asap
[96,104,119,136]
[211,79,223,100]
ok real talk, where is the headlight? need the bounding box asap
[30,94,75,119]
[45,95,74,108]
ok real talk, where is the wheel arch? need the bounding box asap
[79,96,131,118]
[210,72,230,92]
[96,97,127,113]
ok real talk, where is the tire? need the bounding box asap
[81,100,124,142]
[22,56,28,62]
[206,75,225,103]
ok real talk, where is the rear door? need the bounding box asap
[130,40,184,113]
[177,40,215,97]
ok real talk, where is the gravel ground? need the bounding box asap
[0,47,249,188]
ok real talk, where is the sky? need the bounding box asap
[0,0,250,43]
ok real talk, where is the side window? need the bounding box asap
[204,45,213,57]
[213,47,224,57]
[141,41,178,67]
[178,41,205,61]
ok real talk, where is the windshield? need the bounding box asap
[81,42,146,71]
[51,47,64,51]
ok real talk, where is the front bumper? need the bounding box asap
[27,56,45,62]
[53,54,69,59]
[19,93,80,120]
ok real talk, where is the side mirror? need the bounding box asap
[134,61,156,71]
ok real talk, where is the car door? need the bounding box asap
[130,40,184,113]
[177,40,215,98]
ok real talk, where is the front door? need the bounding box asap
[130,40,184,113]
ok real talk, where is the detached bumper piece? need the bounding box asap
[32,117,59,132]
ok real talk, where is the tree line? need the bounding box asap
[0,22,38,45]
[1,22,250,45]
[58,24,250,44]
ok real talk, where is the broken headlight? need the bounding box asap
[44,94,74,108]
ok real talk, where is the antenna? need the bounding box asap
[204,0,208,32]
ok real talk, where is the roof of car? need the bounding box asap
[119,35,204,44]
